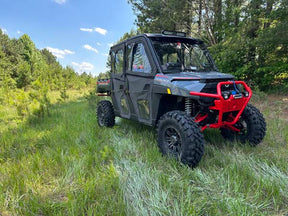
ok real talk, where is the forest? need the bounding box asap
[128,0,288,91]
[0,29,95,117]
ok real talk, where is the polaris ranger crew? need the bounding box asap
[97,31,266,167]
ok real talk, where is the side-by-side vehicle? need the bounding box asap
[96,31,266,167]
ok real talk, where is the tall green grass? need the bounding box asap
[0,97,125,215]
[110,120,288,215]
[0,92,287,215]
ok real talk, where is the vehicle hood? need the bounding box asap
[153,71,235,97]
[157,71,234,81]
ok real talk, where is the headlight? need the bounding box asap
[222,93,229,100]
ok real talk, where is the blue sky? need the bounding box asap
[0,0,136,76]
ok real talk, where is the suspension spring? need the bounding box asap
[185,98,192,116]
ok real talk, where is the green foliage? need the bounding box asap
[16,61,31,88]
[0,29,98,118]
[30,76,51,117]
[97,72,110,79]
[117,29,138,43]
[38,89,51,117]
[128,0,288,91]
[128,0,191,34]
[85,88,98,109]
[15,89,30,117]
[0,67,16,104]
[60,88,69,101]
[0,30,96,91]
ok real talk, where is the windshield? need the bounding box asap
[151,38,216,73]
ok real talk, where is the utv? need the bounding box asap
[96,31,266,167]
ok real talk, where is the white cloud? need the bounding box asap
[80,28,93,32]
[102,53,109,57]
[96,42,102,46]
[1,28,8,34]
[64,49,75,54]
[46,47,75,59]
[94,27,107,35]
[17,30,22,34]
[53,0,67,4]
[80,27,108,35]
[72,62,94,72]
[107,43,114,47]
[83,44,98,53]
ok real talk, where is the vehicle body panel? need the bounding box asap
[97,33,250,128]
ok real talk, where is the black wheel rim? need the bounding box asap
[164,127,182,156]
[98,107,105,126]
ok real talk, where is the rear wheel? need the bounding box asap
[157,111,204,168]
[220,104,266,146]
[97,100,115,127]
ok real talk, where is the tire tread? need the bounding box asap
[97,100,115,127]
[157,111,204,167]
[221,104,266,146]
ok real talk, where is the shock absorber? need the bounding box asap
[185,98,192,116]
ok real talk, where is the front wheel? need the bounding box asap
[157,111,204,168]
[97,100,115,127]
[220,104,266,146]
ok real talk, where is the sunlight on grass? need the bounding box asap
[0,94,125,215]
[1,92,287,215]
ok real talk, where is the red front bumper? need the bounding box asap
[189,81,252,131]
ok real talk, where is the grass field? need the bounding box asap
[0,90,287,215]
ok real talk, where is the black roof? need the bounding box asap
[111,33,203,50]
[145,33,203,43]
[144,33,196,39]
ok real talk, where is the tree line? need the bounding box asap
[0,29,94,91]
[0,29,95,117]
[128,0,288,91]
